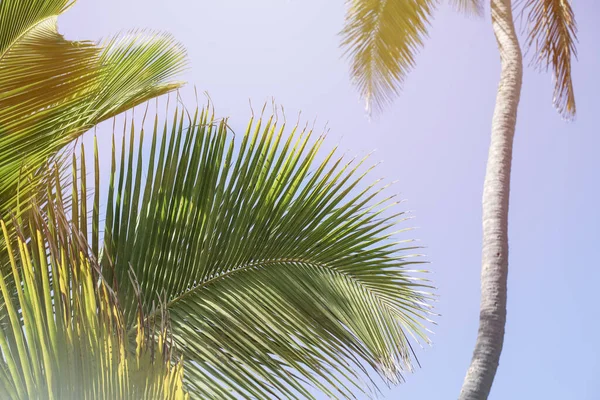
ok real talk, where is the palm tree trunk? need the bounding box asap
[459,0,523,399]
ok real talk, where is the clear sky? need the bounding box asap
[59,1,599,398]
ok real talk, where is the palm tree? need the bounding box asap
[0,0,436,398]
[340,0,578,398]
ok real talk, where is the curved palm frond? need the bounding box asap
[340,0,436,115]
[522,0,578,118]
[0,0,74,54]
[90,32,187,123]
[95,104,434,398]
[0,192,188,399]
[0,0,187,220]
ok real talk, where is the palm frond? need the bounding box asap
[98,104,434,398]
[340,0,436,114]
[522,0,578,118]
[0,0,187,221]
[0,181,188,399]
[452,0,483,16]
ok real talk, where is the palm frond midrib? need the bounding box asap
[137,255,425,331]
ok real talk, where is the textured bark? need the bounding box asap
[458,0,523,399]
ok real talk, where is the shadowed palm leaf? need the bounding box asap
[84,104,434,399]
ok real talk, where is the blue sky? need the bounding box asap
[60,1,599,398]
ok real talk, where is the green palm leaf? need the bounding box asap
[97,104,434,398]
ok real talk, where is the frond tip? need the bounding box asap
[524,0,578,118]
[452,0,484,16]
[340,0,436,115]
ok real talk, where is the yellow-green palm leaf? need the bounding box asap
[0,189,188,399]
[0,0,187,220]
[340,0,437,114]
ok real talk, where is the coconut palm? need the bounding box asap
[0,0,435,398]
[340,0,578,398]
